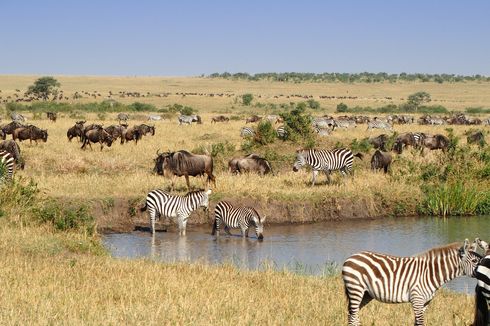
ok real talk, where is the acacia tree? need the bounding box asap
[26,76,60,100]
[407,91,431,111]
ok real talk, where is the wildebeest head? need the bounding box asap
[41,129,48,142]
[153,150,169,175]
[104,133,114,147]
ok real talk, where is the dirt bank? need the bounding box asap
[90,196,402,233]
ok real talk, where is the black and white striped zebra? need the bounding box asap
[367,120,393,131]
[212,201,265,240]
[276,125,288,140]
[342,240,482,326]
[240,127,255,138]
[140,189,212,236]
[412,132,428,148]
[292,148,363,185]
[473,238,490,326]
[0,150,15,184]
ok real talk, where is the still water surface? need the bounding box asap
[103,216,490,293]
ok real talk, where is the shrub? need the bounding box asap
[127,102,157,112]
[242,93,254,106]
[280,104,315,146]
[336,103,348,113]
[307,99,320,110]
[253,120,276,145]
[349,138,372,153]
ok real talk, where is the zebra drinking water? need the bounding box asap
[342,240,481,326]
[292,148,363,185]
[140,189,212,236]
[0,150,15,184]
[212,201,265,240]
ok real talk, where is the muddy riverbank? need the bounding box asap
[88,196,408,233]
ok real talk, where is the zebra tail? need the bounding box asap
[139,202,147,212]
[354,153,364,160]
[211,218,217,235]
[473,287,488,326]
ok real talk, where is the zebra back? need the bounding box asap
[295,148,355,172]
[0,150,15,183]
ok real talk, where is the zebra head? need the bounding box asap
[199,189,212,211]
[292,150,307,172]
[459,239,483,277]
[471,238,489,256]
[252,213,266,240]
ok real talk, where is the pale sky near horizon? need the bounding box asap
[1,1,489,76]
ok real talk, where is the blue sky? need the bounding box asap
[1,1,489,76]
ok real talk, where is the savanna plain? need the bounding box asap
[1,75,489,324]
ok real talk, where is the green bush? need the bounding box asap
[242,93,254,106]
[253,120,276,145]
[349,138,372,153]
[127,102,157,112]
[307,99,320,110]
[336,103,348,113]
[280,104,315,146]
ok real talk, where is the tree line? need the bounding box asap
[208,72,490,83]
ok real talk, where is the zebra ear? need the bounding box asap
[261,215,266,223]
[206,189,212,195]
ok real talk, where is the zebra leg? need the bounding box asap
[410,297,426,326]
[311,170,319,186]
[149,210,156,235]
[224,226,232,236]
[326,170,332,184]
[177,214,188,236]
[345,288,363,326]
[244,228,249,238]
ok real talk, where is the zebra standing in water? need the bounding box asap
[140,189,211,236]
[0,150,15,184]
[240,127,255,138]
[212,201,265,240]
[473,238,490,326]
[342,240,482,326]
[292,148,363,185]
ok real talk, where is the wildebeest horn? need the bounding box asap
[156,149,161,155]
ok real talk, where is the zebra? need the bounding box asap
[0,150,15,184]
[240,127,255,138]
[178,115,201,125]
[276,125,288,140]
[116,113,129,124]
[140,189,212,236]
[333,119,357,129]
[342,240,482,326]
[292,148,363,186]
[412,133,429,148]
[147,114,162,121]
[473,249,490,326]
[427,118,445,125]
[367,120,393,131]
[212,201,266,240]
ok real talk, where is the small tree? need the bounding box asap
[307,99,321,110]
[26,76,60,100]
[280,104,315,146]
[336,102,348,113]
[242,93,254,106]
[407,92,431,111]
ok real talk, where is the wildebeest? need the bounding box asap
[422,134,450,151]
[0,140,24,169]
[136,124,155,136]
[1,121,25,137]
[13,125,48,144]
[246,115,262,124]
[153,150,216,190]
[46,112,57,122]
[371,150,392,174]
[81,128,113,151]
[392,132,417,154]
[211,115,229,123]
[178,115,202,125]
[367,134,389,151]
[228,154,273,176]
[122,126,142,144]
[466,131,486,145]
[67,120,86,142]
[117,113,129,124]
[104,124,127,144]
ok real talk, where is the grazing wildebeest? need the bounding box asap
[153,150,216,190]
[0,140,24,169]
[136,124,155,136]
[67,120,86,142]
[393,132,417,154]
[211,115,229,123]
[13,125,48,144]
[46,112,57,122]
[1,121,25,138]
[466,131,486,145]
[367,134,389,151]
[104,124,127,144]
[122,126,142,144]
[117,113,129,124]
[178,115,202,125]
[81,128,113,151]
[371,150,392,174]
[228,154,273,176]
[422,134,450,151]
[246,115,262,124]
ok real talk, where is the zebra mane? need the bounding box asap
[184,189,206,196]
[414,242,461,258]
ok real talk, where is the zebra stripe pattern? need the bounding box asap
[342,240,482,326]
[276,125,287,139]
[474,251,490,326]
[367,120,393,131]
[0,150,15,183]
[141,189,211,235]
[212,201,265,240]
[240,127,255,138]
[412,133,428,148]
[292,148,361,185]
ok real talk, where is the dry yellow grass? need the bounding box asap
[0,222,475,325]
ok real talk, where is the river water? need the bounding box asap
[103,215,490,294]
